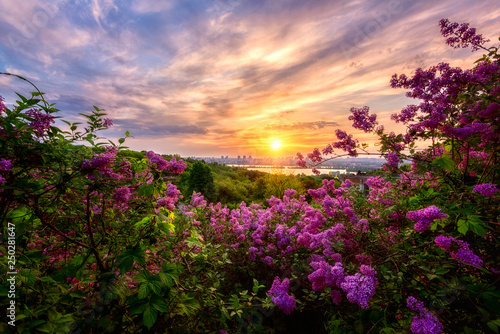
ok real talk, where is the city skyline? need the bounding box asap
[1,0,499,157]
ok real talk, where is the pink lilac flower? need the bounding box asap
[406,206,447,232]
[407,296,443,334]
[307,148,322,163]
[25,108,55,137]
[296,152,307,167]
[472,183,498,197]
[0,96,5,113]
[267,277,296,315]
[190,192,207,208]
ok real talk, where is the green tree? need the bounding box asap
[187,161,216,202]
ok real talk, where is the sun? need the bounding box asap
[270,139,282,150]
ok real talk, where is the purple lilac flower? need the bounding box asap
[308,261,344,291]
[330,289,342,304]
[167,157,187,174]
[406,206,447,232]
[88,146,117,170]
[434,235,454,250]
[439,19,488,51]
[407,296,425,312]
[261,256,274,268]
[25,108,55,137]
[407,296,443,334]
[348,106,378,133]
[434,236,483,267]
[102,118,113,129]
[113,186,131,203]
[472,183,498,197]
[387,152,400,168]
[340,266,378,309]
[267,277,296,315]
[332,129,358,157]
[0,158,12,171]
[146,151,169,171]
[190,192,207,208]
[451,240,483,267]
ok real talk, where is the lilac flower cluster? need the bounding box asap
[0,158,12,184]
[267,277,296,315]
[190,191,207,208]
[0,158,12,171]
[472,183,498,197]
[295,152,307,167]
[0,96,5,114]
[145,151,187,174]
[406,206,447,232]
[332,129,358,157]
[348,106,378,133]
[83,146,117,171]
[307,148,322,163]
[439,19,488,51]
[113,186,132,203]
[340,265,378,309]
[386,152,400,168]
[25,108,55,137]
[101,118,113,129]
[156,184,181,211]
[434,235,483,267]
[407,296,443,334]
[308,260,344,291]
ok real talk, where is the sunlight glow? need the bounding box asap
[271,139,282,150]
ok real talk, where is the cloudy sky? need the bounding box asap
[0,0,499,157]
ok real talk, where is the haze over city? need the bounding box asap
[1,0,499,157]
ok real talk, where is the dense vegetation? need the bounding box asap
[0,19,499,334]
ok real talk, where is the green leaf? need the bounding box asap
[118,137,125,144]
[143,307,158,329]
[150,294,169,312]
[432,154,455,172]
[457,219,469,235]
[487,320,500,334]
[138,284,151,300]
[435,268,449,275]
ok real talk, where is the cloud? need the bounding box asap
[1,0,500,157]
[265,121,339,131]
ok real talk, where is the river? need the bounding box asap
[226,165,351,176]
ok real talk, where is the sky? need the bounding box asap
[0,0,499,158]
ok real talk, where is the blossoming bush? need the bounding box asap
[0,19,499,334]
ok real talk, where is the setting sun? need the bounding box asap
[271,139,282,150]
